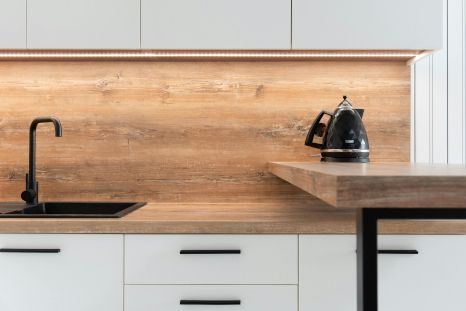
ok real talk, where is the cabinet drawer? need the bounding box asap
[125,235,297,284]
[125,285,297,311]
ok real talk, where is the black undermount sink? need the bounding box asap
[0,202,146,218]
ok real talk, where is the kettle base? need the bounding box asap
[321,157,369,163]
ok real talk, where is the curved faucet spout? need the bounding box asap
[30,117,62,137]
[21,117,63,205]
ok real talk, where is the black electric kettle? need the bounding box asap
[305,96,370,163]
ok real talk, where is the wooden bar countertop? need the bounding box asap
[269,162,466,208]
[1,202,466,234]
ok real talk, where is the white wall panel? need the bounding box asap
[413,0,465,164]
[447,0,465,164]
[432,0,449,163]
[414,57,432,163]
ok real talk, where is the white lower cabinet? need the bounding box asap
[2,233,464,310]
[0,234,123,311]
[299,235,466,311]
[125,285,297,311]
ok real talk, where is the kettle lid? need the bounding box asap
[336,95,364,118]
[337,95,353,110]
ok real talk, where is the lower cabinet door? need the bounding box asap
[125,285,297,311]
[299,235,356,311]
[0,234,123,311]
[299,235,466,311]
[378,235,466,311]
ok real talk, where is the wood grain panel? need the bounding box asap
[0,61,410,202]
[269,162,466,208]
[0,203,465,234]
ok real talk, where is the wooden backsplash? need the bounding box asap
[0,61,410,203]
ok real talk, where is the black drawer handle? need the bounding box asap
[378,250,419,255]
[180,250,241,255]
[0,248,61,253]
[180,300,241,305]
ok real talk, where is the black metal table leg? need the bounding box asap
[356,207,466,311]
[357,208,378,311]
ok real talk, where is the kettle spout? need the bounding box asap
[355,109,364,118]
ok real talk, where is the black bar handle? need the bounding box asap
[0,248,61,253]
[355,249,419,255]
[378,249,419,255]
[180,300,241,305]
[180,250,241,255]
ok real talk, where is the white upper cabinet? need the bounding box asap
[0,0,444,50]
[0,0,26,48]
[292,0,443,50]
[141,0,291,49]
[27,0,140,49]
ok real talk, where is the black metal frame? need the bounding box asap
[357,207,466,311]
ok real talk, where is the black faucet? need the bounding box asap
[21,117,62,205]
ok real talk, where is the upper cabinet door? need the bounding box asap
[141,0,291,49]
[0,0,26,48]
[293,0,443,50]
[27,0,140,49]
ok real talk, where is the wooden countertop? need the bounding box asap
[269,162,466,208]
[1,202,466,234]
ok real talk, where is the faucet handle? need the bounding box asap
[21,189,37,204]
[21,173,38,204]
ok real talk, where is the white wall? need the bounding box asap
[413,0,466,163]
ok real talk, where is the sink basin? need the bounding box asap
[0,202,146,218]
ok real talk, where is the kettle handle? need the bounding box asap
[305,110,333,149]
